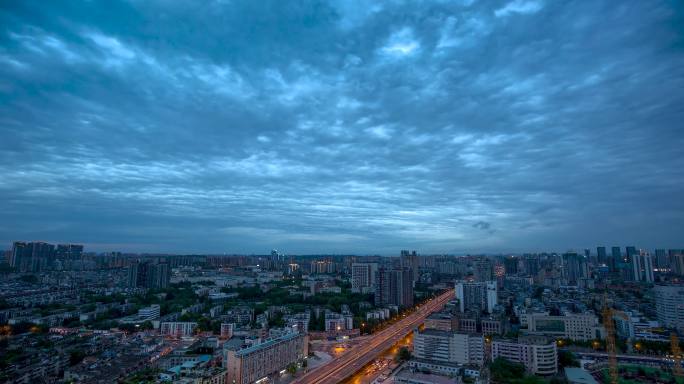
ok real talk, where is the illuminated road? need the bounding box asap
[293,289,454,384]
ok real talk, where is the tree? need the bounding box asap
[558,350,580,368]
[396,347,411,362]
[490,357,525,382]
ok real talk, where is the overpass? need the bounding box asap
[293,288,455,384]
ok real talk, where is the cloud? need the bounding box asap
[495,0,544,17]
[0,0,683,254]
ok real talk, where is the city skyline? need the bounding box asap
[2,1,684,254]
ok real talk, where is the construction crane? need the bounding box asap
[602,294,629,384]
[603,304,619,384]
[672,333,683,379]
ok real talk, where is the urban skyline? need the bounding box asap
[2,1,684,254]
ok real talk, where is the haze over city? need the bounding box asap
[1,1,684,254]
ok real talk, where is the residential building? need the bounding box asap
[160,322,198,337]
[454,281,497,314]
[654,285,684,333]
[492,336,557,376]
[351,262,378,293]
[413,328,484,366]
[224,332,308,384]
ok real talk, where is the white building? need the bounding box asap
[632,251,654,283]
[526,313,599,341]
[224,331,308,384]
[413,328,484,366]
[220,323,235,339]
[455,281,497,314]
[655,285,684,333]
[492,336,557,376]
[138,304,161,321]
[160,322,197,337]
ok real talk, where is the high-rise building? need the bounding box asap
[128,261,170,289]
[55,244,83,260]
[455,281,497,314]
[400,250,419,284]
[654,285,684,333]
[611,246,622,270]
[473,257,493,281]
[503,257,518,275]
[351,262,378,293]
[626,246,637,260]
[562,252,587,286]
[224,331,308,384]
[374,267,414,307]
[631,250,654,283]
[491,336,557,376]
[655,249,668,269]
[597,246,607,264]
[11,241,55,272]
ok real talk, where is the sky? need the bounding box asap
[1,1,684,255]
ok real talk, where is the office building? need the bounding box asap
[654,285,684,333]
[224,332,308,384]
[351,262,378,293]
[526,313,599,341]
[492,336,557,376]
[413,328,484,366]
[455,281,497,314]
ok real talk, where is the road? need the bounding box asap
[293,289,454,384]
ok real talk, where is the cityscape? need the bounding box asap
[2,1,684,384]
[1,245,684,383]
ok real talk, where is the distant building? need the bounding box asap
[400,250,419,284]
[631,251,654,283]
[455,281,497,314]
[138,304,161,321]
[224,331,308,384]
[128,261,170,289]
[492,335,557,376]
[220,323,235,339]
[351,262,378,293]
[160,322,197,337]
[654,285,684,333]
[11,241,55,272]
[597,247,607,264]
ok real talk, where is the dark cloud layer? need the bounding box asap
[1,0,683,254]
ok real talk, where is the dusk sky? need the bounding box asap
[1,1,683,254]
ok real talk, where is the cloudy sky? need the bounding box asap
[1,1,683,254]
